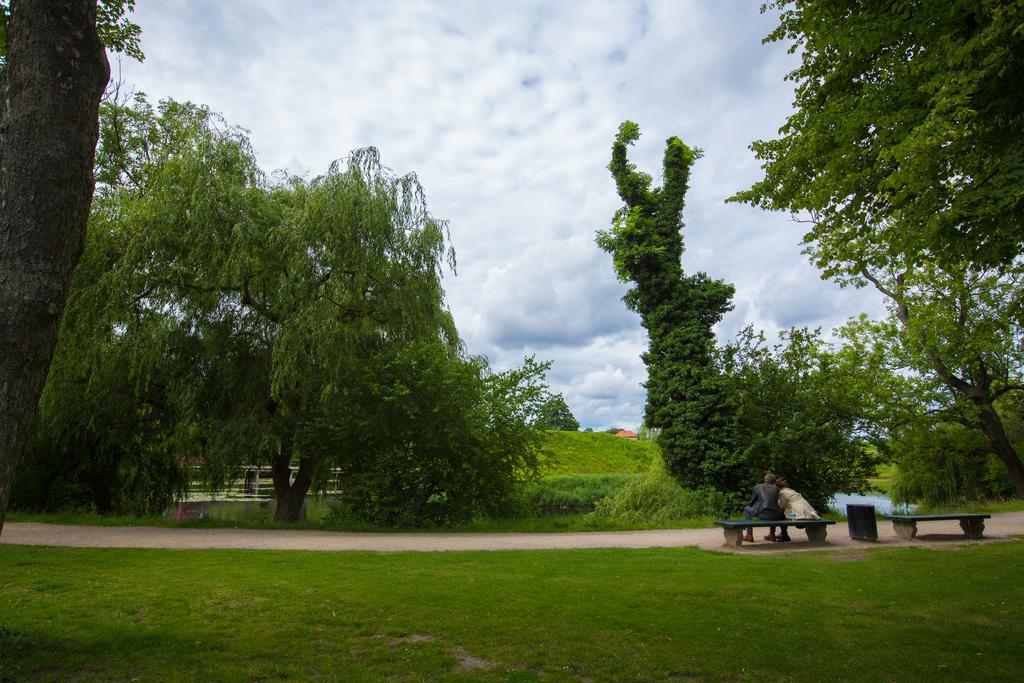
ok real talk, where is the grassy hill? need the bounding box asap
[537,431,658,475]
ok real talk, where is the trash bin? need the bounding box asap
[846,504,878,541]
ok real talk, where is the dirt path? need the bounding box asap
[3,512,1023,553]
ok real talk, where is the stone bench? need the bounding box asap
[714,519,835,547]
[884,513,990,540]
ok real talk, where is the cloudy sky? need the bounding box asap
[117,0,885,430]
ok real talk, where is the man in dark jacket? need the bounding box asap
[743,473,784,542]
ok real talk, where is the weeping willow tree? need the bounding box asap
[597,121,739,491]
[36,94,459,522]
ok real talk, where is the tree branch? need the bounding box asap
[860,265,977,397]
[991,383,1024,401]
[240,277,282,324]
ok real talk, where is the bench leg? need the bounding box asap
[959,519,985,539]
[892,520,918,540]
[804,526,827,546]
[722,527,744,548]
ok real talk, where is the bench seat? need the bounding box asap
[884,513,990,540]
[714,519,835,547]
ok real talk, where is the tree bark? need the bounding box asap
[285,457,315,522]
[979,404,1024,497]
[0,0,110,535]
[271,451,293,522]
[271,452,315,523]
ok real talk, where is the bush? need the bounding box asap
[721,327,879,510]
[889,421,1015,506]
[320,345,550,527]
[11,316,191,517]
[590,471,728,526]
[12,441,187,517]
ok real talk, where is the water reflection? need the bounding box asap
[166,496,336,522]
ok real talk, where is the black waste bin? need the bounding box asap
[846,504,878,541]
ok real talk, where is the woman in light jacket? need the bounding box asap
[773,478,820,542]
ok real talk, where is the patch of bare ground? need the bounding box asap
[455,647,495,671]
[826,549,872,561]
[377,634,503,675]
[390,633,437,645]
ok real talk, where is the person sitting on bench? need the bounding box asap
[772,478,821,543]
[743,473,784,543]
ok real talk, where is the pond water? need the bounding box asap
[829,492,916,516]
[165,495,336,522]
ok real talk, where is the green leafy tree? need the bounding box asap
[326,348,550,527]
[735,2,1024,498]
[721,326,879,511]
[11,198,198,515]
[735,0,1024,268]
[597,121,737,490]
[832,271,1024,498]
[535,393,579,431]
[74,94,458,522]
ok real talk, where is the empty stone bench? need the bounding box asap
[884,513,991,540]
[714,519,835,547]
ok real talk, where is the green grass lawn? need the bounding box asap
[537,431,657,475]
[1,542,1022,681]
[917,499,1024,514]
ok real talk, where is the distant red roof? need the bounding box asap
[615,430,638,438]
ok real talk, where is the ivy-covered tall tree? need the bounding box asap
[597,121,737,490]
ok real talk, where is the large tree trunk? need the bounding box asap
[979,404,1024,497]
[271,453,316,523]
[271,452,293,522]
[270,454,313,524]
[0,0,110,536]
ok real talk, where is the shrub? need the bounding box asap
[721,327,879,510]
[889,421,1015,505]
[322,345,550,527]
[590,471,728,526]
